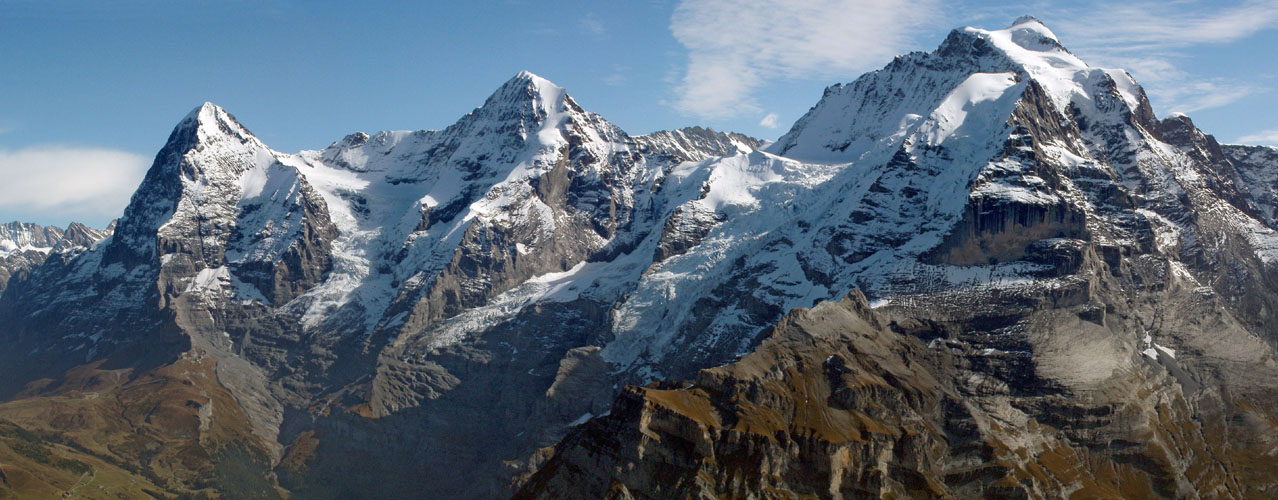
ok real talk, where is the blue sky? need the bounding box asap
[2,0,1277,227]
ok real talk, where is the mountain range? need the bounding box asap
[2,16,1278,499]
[0,221,112,294]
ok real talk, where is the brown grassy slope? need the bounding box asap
[0,350,282,499]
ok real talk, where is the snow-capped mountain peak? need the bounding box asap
[495,70,566,108]
[109,101,282,253]
[971,18,1074,62]
[768,17,1144,164]
[473,71,577,141]
[177,101,264,154]
[185,101,241,128]
[1005,15,1063,46]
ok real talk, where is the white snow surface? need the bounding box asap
[917,72,1022,147]
[0,241,52,258]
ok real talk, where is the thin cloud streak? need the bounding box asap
[668,0,941,119]
[602,64,630,86]
[1165,81,1259,114]
[1056,0,1278,48]
[1236,130,1278,145]
[580,13,605,38]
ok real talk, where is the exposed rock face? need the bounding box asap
[633,126,763,165]
[519,288,1278,499]
[1223,144,1278,226]
[518,292,968,499]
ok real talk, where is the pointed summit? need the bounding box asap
[501,70,562,94]
[183,101,222,121]
[146,101,266,182]
[1002,15,1065,50]
[174,101,258,147]
[1010,15,1046,29]
[955,15,1071,56]
[479,71,574,123]
[148,102,262,175]
[108,102,276,259]
[509,70,555,89]
[419,70,600,155]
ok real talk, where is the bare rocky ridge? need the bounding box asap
[634,126,764,165]
[2,16,1278,499]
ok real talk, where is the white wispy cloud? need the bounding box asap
[668,0,941,118]
[1056,0,1278,47]
[1236,129,1278,145]
[602,64,630,86]
[1050,0,1278,115]
[0,146,148,221]
[1162,80,1259,114]
[580,13,605,38]
[759,112,780,128]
